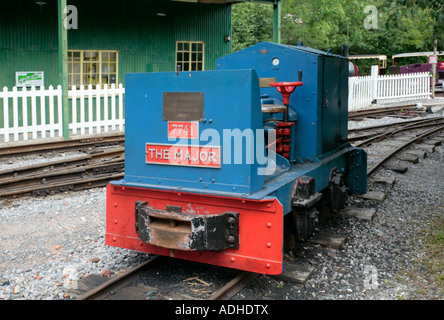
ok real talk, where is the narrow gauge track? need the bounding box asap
[348,104,426,120]
[2,115,443,300]
[0,133,124,158]
[347,117,444,143]
[348,116,444,177]
[0,147,124,198]
[77,255,258,301]
[77,117,444,301]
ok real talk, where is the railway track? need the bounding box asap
[0,133,125,199]
[0,133,124,158]
[76,255,258,301]
[73,116,444,301]
[348,104,426,120]
[1,114,443,301]
[347,116,444,177]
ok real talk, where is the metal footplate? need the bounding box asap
[135,201,239,251]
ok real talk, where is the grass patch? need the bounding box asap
[415,215,444,297]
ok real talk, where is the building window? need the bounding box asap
[68,50,118,88]
[176,41,205,71]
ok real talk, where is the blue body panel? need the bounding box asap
[216,42,349,162]
[114,43,367,216]
[119,69,265,195]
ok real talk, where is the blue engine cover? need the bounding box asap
[114,44,367,215]
[119,69,267,196]
[217,42,349,162]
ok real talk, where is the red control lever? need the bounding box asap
[268,76,303,160]
[269,81,303,104]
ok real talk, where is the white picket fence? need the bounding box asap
[0,84,125,143]
[69,84,125,135]
[348,66,432,111]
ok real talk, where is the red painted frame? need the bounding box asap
[105,184,284,275]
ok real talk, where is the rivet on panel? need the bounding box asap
[266,242,271,248]
[114,220,118,224]
[265,263,271,269]
[267,222,272,228]
[230,257,235,263]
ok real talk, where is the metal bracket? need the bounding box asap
[135,201,239,251]
[290,176,322,242]
[327,167,348,213]
[292,175,322,209]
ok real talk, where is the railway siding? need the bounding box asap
[0,113,443,300]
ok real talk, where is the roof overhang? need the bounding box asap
[392,52,444,59]
[348,54,387,69]
[348,54,387,61]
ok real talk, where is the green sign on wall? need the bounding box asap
[15,71,45,87]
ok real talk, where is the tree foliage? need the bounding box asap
[382,0,443,48]
[231,2,273,53]
[231,0,443,70]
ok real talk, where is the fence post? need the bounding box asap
[371,65,378,103]
[2,86,10,142]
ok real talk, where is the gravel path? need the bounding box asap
[0,187,149,300]
[237,142,443,300]
[0,116,443,300]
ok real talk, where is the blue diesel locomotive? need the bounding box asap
[105,42,367,275]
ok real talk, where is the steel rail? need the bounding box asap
[348,116,444,133]
[0,134,124,157]
[354,118,444,148]
[77,256,162,300]
[0,159,124,188]
[77,255,259,301]
[208,271,259,300]
[0,172,124,198]
[348,105,420,119]
[347,116,444,142]
[367,124,444,177]
[0,147,124,182]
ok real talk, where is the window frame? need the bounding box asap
[67,50,119,89]
[175,41,205,72]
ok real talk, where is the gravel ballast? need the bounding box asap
[0,116,443,300]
